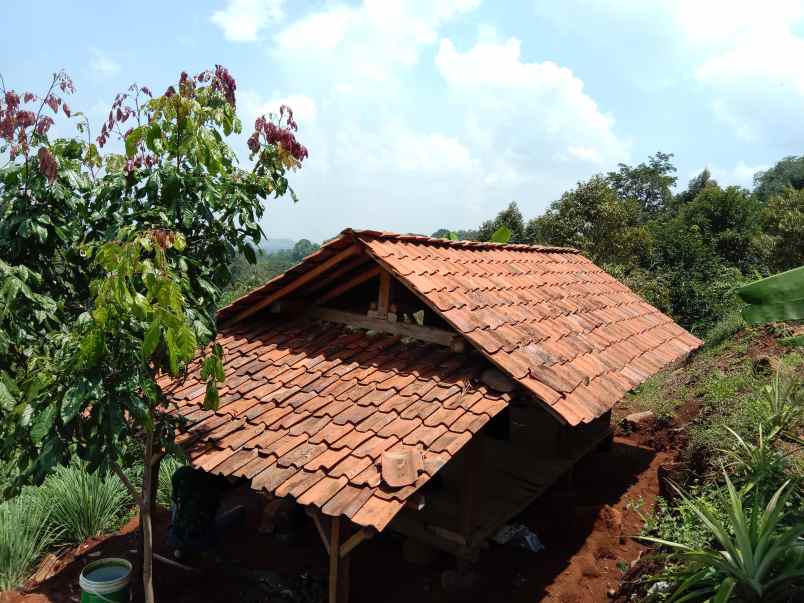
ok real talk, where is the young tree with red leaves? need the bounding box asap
[0,67,307,602]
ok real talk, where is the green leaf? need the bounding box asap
[448,231,459,241]
[31,405,57,443]
[737,265,804,305]
[242,243,257,264]
[203,381,219,411]
[61,384,85,423]
[125,127,145,157]
[142,318,161,359]
[490,226,512,244]
[0,380,15,411]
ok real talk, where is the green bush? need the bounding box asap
[40,463,132,544]
[0,490,57,591]
[644,476,804,602]
[704,311,746,348]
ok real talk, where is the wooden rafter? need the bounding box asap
[306,254,372,293]
[315,265,381,305]
[224,244,362,325]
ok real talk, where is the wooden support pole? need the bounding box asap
[329,517,341,603]
[377,270,392,317]
[460,437,483,541]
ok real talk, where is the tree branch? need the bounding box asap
[111,461,145,509]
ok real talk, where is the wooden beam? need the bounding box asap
[329,517,341,603]
[339,527,374,559]
[308,307,463,347]
[225,244,362,325]
[306,508,330,554]
[316,266,381,305]
[377,270,393,316]
[307,255,372,293]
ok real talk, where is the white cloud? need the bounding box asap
[273,0,481,88]
[707,161,767,188]
[667,0,804,144]
[211,0,284,42]
[89,49,120,77]
[436,36,627,169]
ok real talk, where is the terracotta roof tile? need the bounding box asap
[172,229,700,531]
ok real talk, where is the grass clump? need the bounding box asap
[157,455,185,509]
[40,463,132,544]
[0,490,58,591]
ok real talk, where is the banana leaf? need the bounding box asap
[737,266,804,324]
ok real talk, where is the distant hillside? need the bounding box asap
[260,238,295,253]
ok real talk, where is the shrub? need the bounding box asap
[40,463,132,544]
[643,475,804,601]
[704,311,746,348]
[0,490,57,591]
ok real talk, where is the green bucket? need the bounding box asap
[79,558,132,603]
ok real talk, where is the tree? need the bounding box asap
[677,185,765,272]
[535,176,652,265]
[754,155,804,202]
[675,168,716,208]
[291,238,317,261]
[607,151,677,215]
[0,67,307,602]
[477,201,526,243]
[762,187,804,271]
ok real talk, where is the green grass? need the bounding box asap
[0,490,58,591]
[157,455,185,508]
[40,463,132,544]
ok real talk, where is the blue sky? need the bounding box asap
[3,1,801,241]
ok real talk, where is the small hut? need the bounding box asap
[163,229,701,602]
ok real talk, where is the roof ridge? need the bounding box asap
[342,228,579,254]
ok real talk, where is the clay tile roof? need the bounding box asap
[167,318,508,532]
[174,228,702,532]
[217,229,701,427]
[341,230,699,422]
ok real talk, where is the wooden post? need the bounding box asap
[461,437,483,541]
[377,270,393,317]
[329,517,341,603]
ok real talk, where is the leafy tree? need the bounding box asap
[477,201,526,243]
[606,151,677,215]
[675,168,716,208]
[762,188,804,271]
[0,67,307,601]
[754,155,804,202]
[677,185,765,271]
[536,176,651,265]
[291,238,318,261]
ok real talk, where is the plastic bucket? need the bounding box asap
[79,558,132,603]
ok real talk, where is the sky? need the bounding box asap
[2,0,803,242]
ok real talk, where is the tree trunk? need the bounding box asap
[141,430,156,603]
